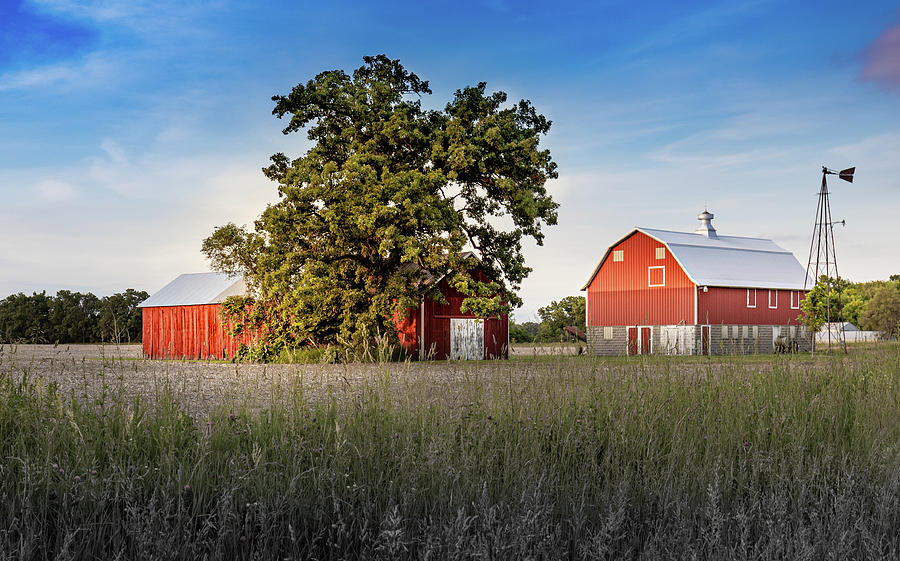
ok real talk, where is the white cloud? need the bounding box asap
[0,53,114,92]
[27,0,148,21]
[34,180,78,202]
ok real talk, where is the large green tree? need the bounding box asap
[860,285,900,339]
[203,55,558,354]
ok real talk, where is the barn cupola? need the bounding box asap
[694,209,718,239]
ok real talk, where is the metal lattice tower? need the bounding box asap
[804,165,853,352]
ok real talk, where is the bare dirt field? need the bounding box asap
[0,343,589,418]
[3,343,868,420]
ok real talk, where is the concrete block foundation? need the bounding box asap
[587,324,813,356]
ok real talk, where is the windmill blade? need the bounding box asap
[839,167,855,183]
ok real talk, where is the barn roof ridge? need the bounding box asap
[637,226,775,242]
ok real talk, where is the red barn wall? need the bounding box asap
[698,287,806,325]
[586,231,695,326]
[142,304,250,360]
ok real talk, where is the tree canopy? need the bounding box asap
[536,296,585,342]
[860,285,900,339]
[203,55,558,355]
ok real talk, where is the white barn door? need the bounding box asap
[450,318,484,360]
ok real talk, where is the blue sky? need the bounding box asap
[1,0,899,320]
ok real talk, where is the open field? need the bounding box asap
[2,343,900,559]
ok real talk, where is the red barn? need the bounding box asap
[581,211,812,355]
[394,259,509,360]
[139,273,249,359]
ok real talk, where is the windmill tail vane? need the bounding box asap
[823,166,855,183]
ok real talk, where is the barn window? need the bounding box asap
[655,247,665,260]
[732,325,739,339]
[747,289,757,308]
[742,325,749,338]
[790,326,797,338]
[603,326,613,340]
[752,325,759,338]
[648,266,665,287]
[721,325,728,338]
[613,250,624,262]
[790,291,801,309]
[768,290,778,309]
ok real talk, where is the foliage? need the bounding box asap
[0,291,52,343]
[0,289,148,344]
[97,288,149,343]
[798,276,850,335]
[3,346,900,558]
[860,285,900,339]
[536,295,585,342]
[203,55,558,356]
[48,290,101,343]
[509,320,540,343]
[798,277,900,333]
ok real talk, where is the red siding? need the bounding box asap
[142,304,251,360]
[394,308,418,353]
[698,287,806,325]
[587,231,695,326]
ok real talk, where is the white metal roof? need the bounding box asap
[138,273,247,308]
[582,227,813,291]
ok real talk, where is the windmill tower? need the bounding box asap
[804,165,854,352]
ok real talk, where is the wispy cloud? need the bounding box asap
[27,0,220,37]
[623,0,774,58]
[0,52,113,91]
[29,0,170,23]
[860,23,900,90]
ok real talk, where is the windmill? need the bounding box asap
[804,165,854,352]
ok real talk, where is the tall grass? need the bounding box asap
[2,346,900,559]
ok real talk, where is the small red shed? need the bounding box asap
[581,211,812,355]
[139,273,249,359]
[395,259,509,360]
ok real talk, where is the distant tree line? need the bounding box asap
[510,295,585,343]
[803,276,900,339]
[0,289,148,344]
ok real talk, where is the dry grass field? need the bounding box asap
[2,343,900,559]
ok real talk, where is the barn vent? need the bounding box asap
[695,209,718,239]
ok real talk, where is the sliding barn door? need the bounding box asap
[450,318,484,360]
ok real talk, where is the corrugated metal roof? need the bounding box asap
[582,228,813,291]
[138,273,247,308]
